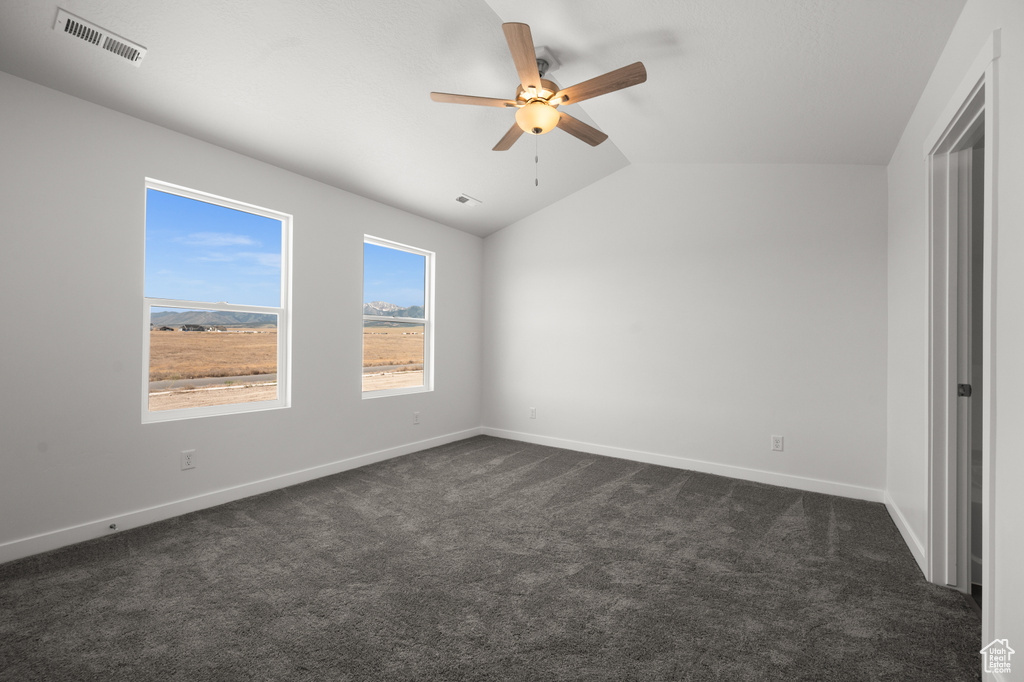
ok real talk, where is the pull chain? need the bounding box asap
[535,134,539,187]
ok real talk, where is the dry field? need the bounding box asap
[362,325,424,391]
[149,383,277,411]
[148,325,424,409]
[362,370,423,392]
[150,370,420,410]
[362,325,424,367]
[149,328,277,381]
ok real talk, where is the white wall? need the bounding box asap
[482,163,888,500]
[886,0,1024,664]
[0,71,483,563]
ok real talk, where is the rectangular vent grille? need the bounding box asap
[54,9,147,66]
[64,17,101,45]
[103,36,143,62]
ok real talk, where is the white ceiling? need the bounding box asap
[0,0,965,237]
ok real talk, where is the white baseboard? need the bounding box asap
[482,427,885,503]
[0,427,482,566]
[884,491,928,578]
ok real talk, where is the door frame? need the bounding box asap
[925,31,998,644]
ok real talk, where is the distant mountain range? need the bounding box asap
[363,301,424,328]
[150,303,422,329]
[363,301,424,319]
[151,310,277,328]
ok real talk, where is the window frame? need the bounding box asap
[362,235,434,399]
[142,178,292,423]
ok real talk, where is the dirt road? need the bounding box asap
[149,369,424,411]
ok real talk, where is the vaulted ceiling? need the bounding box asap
[0,0,966,236]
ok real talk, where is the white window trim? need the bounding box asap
[362,235,434,399]
[142,178,292,423]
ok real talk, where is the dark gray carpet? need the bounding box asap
[0,436,980,681]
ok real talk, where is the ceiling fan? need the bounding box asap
[430,22,647,151]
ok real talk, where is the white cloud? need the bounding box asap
[244,252,282,268]
[180,232,257,247]
[196,251,280,268]
[196,253,234,262]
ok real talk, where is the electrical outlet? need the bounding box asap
[771,436,784,452]
[530,407,537,419]
[413,411,420,425]
[181,449,196,470]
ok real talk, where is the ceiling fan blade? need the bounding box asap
[554,62,647,105]
[502,23,542,94]
[493,123,524,151]
[556,112,608,147]
[430,92,518,108]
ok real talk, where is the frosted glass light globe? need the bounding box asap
[515,101,560,135]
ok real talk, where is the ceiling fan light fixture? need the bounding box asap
[429,22,646,150]
[515,101,559,135]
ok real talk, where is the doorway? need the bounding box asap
[958,139,984,610]
[926,31,998,645]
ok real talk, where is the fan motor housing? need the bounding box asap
[515,79,561,106]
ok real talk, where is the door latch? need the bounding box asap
[958,383,972,397]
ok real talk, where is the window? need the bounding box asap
[362,236,433,396]
[143,179,291,422]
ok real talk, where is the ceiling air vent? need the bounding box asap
[456,194,482,207]
[53,9,147,66]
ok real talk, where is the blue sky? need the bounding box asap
[145,189,282,307]
[363,243,425,308]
